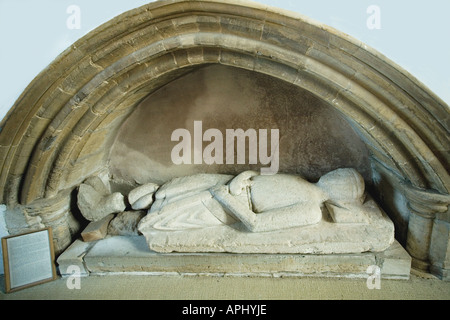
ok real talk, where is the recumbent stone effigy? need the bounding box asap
[136,168,394,254]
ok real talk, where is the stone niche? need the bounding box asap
[60,65,406,278]
[0,0,448,280]
[109,65,371,186]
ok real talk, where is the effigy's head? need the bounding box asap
[316,168,365,203]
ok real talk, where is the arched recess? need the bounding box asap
[0,0,448,276]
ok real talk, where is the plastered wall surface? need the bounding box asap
[110,65,370,185]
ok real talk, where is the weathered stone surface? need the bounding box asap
[59,235,410,279]
[77,176,126,221]
[56,239,92,277]
[130,194,154,211]
[139,169,395,254]
[128,183,159,210]
[110,66,372,185]
[107,211,146,236]
[81,213,114,242]
[380,240,414,278]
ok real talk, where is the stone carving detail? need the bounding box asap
[107,211,146,236]
[77,177,148,239]
[136,169,395,254]
[128,183,159,210]
[75,169,394,254]
[77,176,126,222]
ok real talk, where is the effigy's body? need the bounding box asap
[137,169,394,254]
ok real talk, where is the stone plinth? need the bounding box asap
[57,236,411,279]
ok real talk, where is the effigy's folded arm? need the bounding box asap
[210,185,322,232]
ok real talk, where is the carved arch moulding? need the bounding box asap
[0,0,448,278]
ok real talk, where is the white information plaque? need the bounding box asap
[2,228,57,293]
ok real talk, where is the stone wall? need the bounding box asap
[110,65,371,185]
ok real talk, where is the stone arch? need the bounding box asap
[0,0,448,276]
